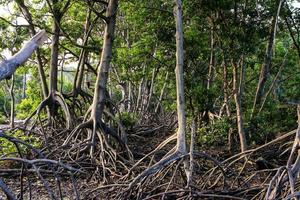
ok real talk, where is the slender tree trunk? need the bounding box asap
[118,82,127,112]
[140,80,149,114]
[155,71,169,113]
[219,59,230,117]
[207,22,215,90]
[233,59,247,152]
[128,81,132,112]
[16,0,49,98]
[146,67,158,112]
[126,0,188,187]
[49,15,61,93]
[220,59,234,152]
[135,64,146,113]
[9,76,15,128]
[90,0,118,122]
[251,0,285,118]
[174,0,186,153]
[60,53,65,93]
[73,8,92,93]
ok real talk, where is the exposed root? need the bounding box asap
[0,130,81,200]
[24,91,72,129]
[265,127,300,199]
[61,115,133,183]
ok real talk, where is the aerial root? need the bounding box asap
[113,149,226,200]
[265,128,300,199]
[61,116,133,182]
[24,91,72,129]
[0,130,81,200]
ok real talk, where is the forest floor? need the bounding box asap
[0,119,298,199]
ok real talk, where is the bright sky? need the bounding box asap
[293,1,300,8]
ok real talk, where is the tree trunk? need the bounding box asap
[155,71,169,113]
[49,14,61,92]
[135,64,146,113]
[174,0,186,153]
[233,59,247,152]
[9,76,15,128]
[207,21,215,90]
[251,0,284,118]
[128,81,132,112]
[219,59,234,152]
[145,67,158,112]
[16,0,49,98]
[60,53,66,93]
[73,8,92,93]
[90,0,118,122]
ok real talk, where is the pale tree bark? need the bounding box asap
[135,64,146,113]
[127,0,187,188]
[117,82,128,112]
[0,31,47,81]
[6,76,15,128]
[22,72,26,99]
[155,71,169,113]
[174,0,186,153]
[233,57,247,152]
[251,0,285,118]
[145,67,158,112]
[219,58,234,152]
[127,81,132,112]
[219,57,230,117]
[59,53,66,93]
[266,105,300,199]
[91,0,117,120]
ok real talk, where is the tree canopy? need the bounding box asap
[0,0,300,199]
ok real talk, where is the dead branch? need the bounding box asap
[0,30,47,81]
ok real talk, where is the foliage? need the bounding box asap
[16,77,42,119]
[0,0,299,148]
[116,112,137,129]
[196,118,231,146]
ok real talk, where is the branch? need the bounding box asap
[0,178,16,200]
[0,30,47,81]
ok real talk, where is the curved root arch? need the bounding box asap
[24,91,72,129]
